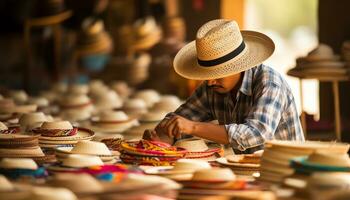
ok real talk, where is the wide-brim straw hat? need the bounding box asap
[133,89,161,108]
[173,19,274,80]
[0,134,39,148]
[55,140,116,162]
[48,154,104,171]
[189,168,236,182]
[215,157,260,169]
[132,17,162,51]
[225,154,261,164]
[19,112,49,131]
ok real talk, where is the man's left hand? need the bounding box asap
[157,114,195,139]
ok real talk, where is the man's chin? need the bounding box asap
[213,88,228,94]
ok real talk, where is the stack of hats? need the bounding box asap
[288,44,347,78]
[127,53,152,86]
[31,121,95,149]
[66,84,89,95]
[174,138,223,161]
[0,98,37,123]
[55,140,118,164]
[28,96,51,114]
[0,122,19,134]
[89,111,137,140]
[110,81,133,100]
[120,140,187,166]
[259,140,349,183]
[8,90,28,105]
[144,159,211,181]
[0,134,56,164]
[131,17,162,51]
[0,158,47,180]
[216,153,261,176]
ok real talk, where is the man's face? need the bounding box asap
[206,73,242,94]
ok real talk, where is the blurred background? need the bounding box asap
[0,0,349,141]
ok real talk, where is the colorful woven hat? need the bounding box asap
[174,138,223,159]
[120,140,186,157]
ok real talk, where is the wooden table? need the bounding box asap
[287,70,349,141]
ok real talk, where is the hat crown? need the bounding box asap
[41,121,73,130]
[173,159,211,171]
[62,155,103,168]
[174,138,209,152]
[71,141,112,155]
[100,111,129,121]
[196,19,244,61]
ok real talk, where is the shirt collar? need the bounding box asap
[238,67,254,96]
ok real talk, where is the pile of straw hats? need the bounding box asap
[120,140,187,166]
[31,121,95,149]
[258,140,349,183]
[133,89,161,108]
[19,112,52,131]
[0,134,56,164]
[174,138,223,160]
[341,41,350,64]
[122,98,148,117]
[59,94,93,123]
[288,44,347,78]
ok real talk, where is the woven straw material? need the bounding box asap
[0,147,45,157]
[38,127,95,141]
[306,151,350,167]
[191,168,236,182]
[48,174,104,194]
[0,158,38,170]
[145,159,211,176]
[174,19,274,80]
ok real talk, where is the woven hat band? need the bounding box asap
[197,41,246,67]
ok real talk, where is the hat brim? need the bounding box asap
[174,31,275,80]
[38,127,95,141]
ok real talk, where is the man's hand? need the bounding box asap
[155,114,195,139]
[142,129,160,141]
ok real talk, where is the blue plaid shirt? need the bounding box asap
[173,64,304,153]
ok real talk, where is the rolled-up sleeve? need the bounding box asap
[225,81,285,151]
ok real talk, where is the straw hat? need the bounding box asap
[133,89,161,108]
[123,173,181,190]
[0,175,14,191]
[0,122,8,132]
[59,154,104,168]
[25,187,77,200]
[173,19,274,80]
[302,44,340,62]
[94,90,123,112]
[28,97,49,108]
[110,81,133,100]
[8,90,28,104]
[60,109,91,122]
[191,168,236,182]
[19,112,49,131]
[0,99,37,114]
[307,151,350,167]
[33,121,95,146]
[48,173,104,194]
[122,98,148,117]
[132,17,162,51]
[67,84,89,95]
[174,138,222,159]
[0,158,38,170]
[59,94,93,110]
[307,172,350,190]
[151,95,182,112]
[55,140,115,162]
[90,111,138,133]
[145,159,211,180]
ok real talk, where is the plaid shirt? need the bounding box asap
[173,64,304,154]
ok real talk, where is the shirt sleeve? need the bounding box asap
[172,83,213,122]
[225,81,285,151]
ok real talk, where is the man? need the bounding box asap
[144,19,304,154]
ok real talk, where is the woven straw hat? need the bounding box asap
[0,175,14,191]
[110,81,133,100]
[306,151,350,167]
[90,111,138,133]
[19,112,49,131]
[8,90,28,104]
[191,168,236,182]
[0,122,7,131]
[151,95,182,113]
[61,154,104,168]
[174,138,222,159]
[94,90,123,111]
[59,94,92,110]
[133,89,161,108]
[67,84,89,95]
[0,158,38,170]
[122,98,148,117]
[28,97,49,108]
[173,19,274,80]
